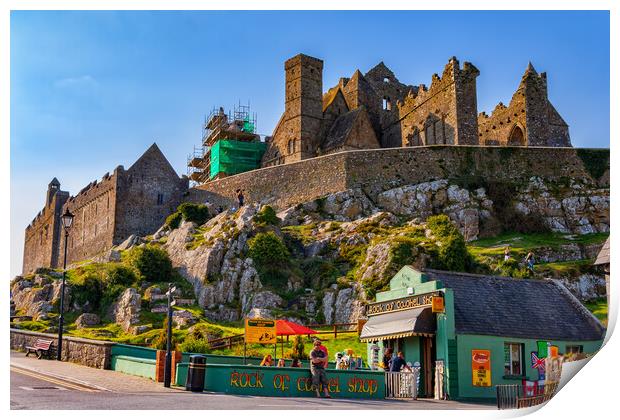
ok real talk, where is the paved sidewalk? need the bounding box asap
[10,350,182,394]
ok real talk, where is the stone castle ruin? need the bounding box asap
[23,144,188,274]
[261,54,571,167]
[23,53,592,276]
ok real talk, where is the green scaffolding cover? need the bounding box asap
[210,139,266,179]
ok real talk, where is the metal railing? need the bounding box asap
[496,381,559,409]
[385,368,420,399]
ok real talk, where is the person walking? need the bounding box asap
[504,247,511,261]
[310,340,331,398]
[525,251,535,272]
[236,189,245,208]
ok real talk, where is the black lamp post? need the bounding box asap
[57,208,74,361]
[164,283,177,388]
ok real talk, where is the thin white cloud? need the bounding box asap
[53,75,98,89]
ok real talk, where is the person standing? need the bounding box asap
[310,340,331,398]
[504,247,511,261]
[525,251,535,272]
[313,338,329,368]
[236,189,245,208]
[390,351,412,372]
[382,348,394,371]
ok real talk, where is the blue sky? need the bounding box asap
[10,10,610,277]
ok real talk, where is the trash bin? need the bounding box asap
[185,354,206,392]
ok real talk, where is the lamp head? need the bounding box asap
[61,209,74,230]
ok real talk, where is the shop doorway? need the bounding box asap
[420,336,436,397]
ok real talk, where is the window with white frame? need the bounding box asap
[504,342,524,376]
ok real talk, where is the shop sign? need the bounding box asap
[244,318,276,344]
[472,349,491,387]
[366,292,440,316]
[432,296,445,313]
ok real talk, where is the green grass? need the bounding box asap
[584,299,608,327]
[469,232,609,258]
[282,224,318,245]
[536,259,597,276]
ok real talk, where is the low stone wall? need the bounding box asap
[192,146,609,211]
[10,329,113,369]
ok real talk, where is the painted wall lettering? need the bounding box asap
[347,376,379,396]
[230,371,265,388]
[273,374,290,392]
[366,292,441,316]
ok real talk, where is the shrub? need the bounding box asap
[248,232,290,267]
[494,258,530,279]
[165,202,210,230]
[253,205,280,226]
[125,246,173,283]
[289,335,307,360]
[426,215,474,272]
[165,212,183,230]
[71,274,104,311]
[188,323,224,341]
[104,265,138,288]
[179,337,212,353]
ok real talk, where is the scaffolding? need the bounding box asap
[187,103,265,184]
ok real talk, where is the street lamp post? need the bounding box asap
[164,283,177,388]
[57,208,74,361]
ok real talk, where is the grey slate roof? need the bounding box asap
[322,108,363,152]
[594,238,610,266]
[423,269,605,341]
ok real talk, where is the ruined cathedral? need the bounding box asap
[261,54,571,167]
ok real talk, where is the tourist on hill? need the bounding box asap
[236,189,245,207]
[310,340,331,398]
[504,247,511,261]
[260,354,273,367]
[525,251,535,272]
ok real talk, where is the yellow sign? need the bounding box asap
[432,296,445,313]
[366,292,439,316]
[245,319,277,344]
[472,350,491,387]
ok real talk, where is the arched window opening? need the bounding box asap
[507,125,525,146]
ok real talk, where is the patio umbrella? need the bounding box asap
[275,320,318,359]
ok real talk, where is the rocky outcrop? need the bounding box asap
[75,313,100,329]
[514,177,609,234]
[556,274,607,302]
[322,286,364,325]
[11,278,70,321]
[172,310,196,328]
[109,288,141,332]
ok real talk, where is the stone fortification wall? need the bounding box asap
[194,146,608,211]
[10,329,113,369]
[62,169,119,266]
[23,191,69,274]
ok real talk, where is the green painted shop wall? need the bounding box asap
[176,363,385,399]
[454,334,603,400]
[111,355,157,380]
[112,343,158,360]
[181,353,338,369]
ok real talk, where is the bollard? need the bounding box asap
[185,355,207,392]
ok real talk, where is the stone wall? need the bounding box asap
[114,144,188,243]
[10,329,113,369]
[194,146,608,212]
[23,189,69,274]
[62,170,119,265]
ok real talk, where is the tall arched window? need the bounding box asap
[507,125,525,146]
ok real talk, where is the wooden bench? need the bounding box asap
[25,339,54,359]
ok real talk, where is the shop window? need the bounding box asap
[504,342,524,376]
[566,345,583,355]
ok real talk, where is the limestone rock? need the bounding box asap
[75,313,100,329]
[247,308,274,319]
[172,310,197,328]
[116,234,144,251]
[92,249,121,264]
[109,288,141,332]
